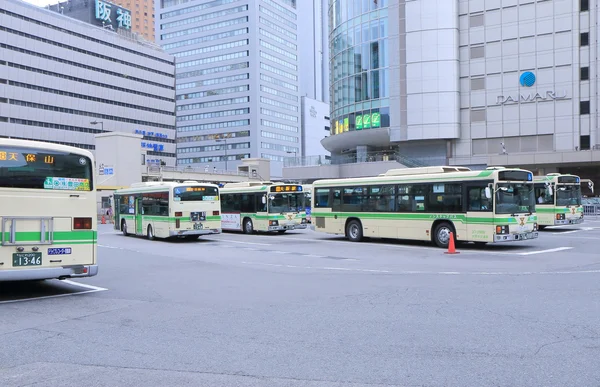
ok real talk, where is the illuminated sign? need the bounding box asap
[354,113,381,130]
[185,187,206,192]
[343,117,349,131]
[0,151,58,164]
[94,0,131,30]
[44,177,90,191]
[272,185,303,193]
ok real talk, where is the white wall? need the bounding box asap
[301,97,330,157]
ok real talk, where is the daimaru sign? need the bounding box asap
[496,71,568,105]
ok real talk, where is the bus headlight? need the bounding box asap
[301,218,307,224]
[269,220,279,226]
[556,213,565,220]
[533,223,538,231]
[496,225,509,235]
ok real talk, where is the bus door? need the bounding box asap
[465,185,493,243]
[329,188,344,234]
[135,197,143,235]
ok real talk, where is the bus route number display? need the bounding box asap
[186,187,206,192]
[0,151,56,164]
[272,186,303,193]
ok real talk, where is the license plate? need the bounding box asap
[193,223,203,230]
[48,248,72,255]
[13,252,42,267]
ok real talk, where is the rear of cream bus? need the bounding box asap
[0,139,98,282]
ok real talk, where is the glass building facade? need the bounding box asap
[329,0,390,136]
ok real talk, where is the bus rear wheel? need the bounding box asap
[121,220,129,236]
[346,219,363,242]
[243,218,254,234]
[433,222,455,248]
[538,225,547,231]
[147,225,155,240]
[277,230,286,234]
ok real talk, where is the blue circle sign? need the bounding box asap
[519,71,536,87]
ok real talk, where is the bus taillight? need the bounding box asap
[213,210,220,216]
[175,212,183,217]
[74,217,92,229]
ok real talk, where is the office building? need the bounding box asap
[0,0,177,165]
[157,0,300,177]
[297,0,330,160]
[286,0,600,182]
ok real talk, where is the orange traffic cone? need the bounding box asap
[444,232,459,254]
[101,215,106,224]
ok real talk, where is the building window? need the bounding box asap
[470,78,485,90]
[470,46,485,59]
[580,67,589,81]
[581,0,589,12]
[580,32,589,46]
[580,101,590,115]
[580,135,591,150]
[469,14,484,28]
[470,109,486,122]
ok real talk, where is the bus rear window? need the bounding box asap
[173,186,219,201]
[0,146,93,191]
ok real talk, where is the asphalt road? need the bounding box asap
[1,220,600,387]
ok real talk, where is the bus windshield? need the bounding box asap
[173,186,219,201]
[0,146,93,190]
[556,185,581,206]
[269,193,305,213]
[495,183,535,214]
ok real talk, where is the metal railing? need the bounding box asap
[144,165,250,177]
[284,152,447,168]
[583,204,600,218]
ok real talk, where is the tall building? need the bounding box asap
[297,0,330,161]
[114,0,156,41]
[47,0,156,42]
[286,0,600,182]
[157,0,300,177]
[0,0,177,165]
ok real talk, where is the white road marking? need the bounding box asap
[551,230,580,235]
[241,261,600,276]
[272,251,290,254]
[207,239,272,246]
[61,280,108,292]
[302,254,326,258]
[516,247,573,256]
[0,281,107,305]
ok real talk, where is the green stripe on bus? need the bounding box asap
[310,212,536,224]
[1,230,97,242]
[536,207,582,214]
[313,170,495,187]
[119,215,221,221]
[235,213,306,220]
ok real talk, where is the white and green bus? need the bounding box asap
[220,182,309,233]
[0,139,98,281]
[311,166,539,248]
[302,184,312,223]
[533,174,587,229]
[114,181,221,240]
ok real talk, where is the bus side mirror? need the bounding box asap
[261,196,266,205]
[484,187,492,199]
[589,182,594,194]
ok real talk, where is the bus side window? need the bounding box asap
[468,187,492,211]
[332,189,342,211]
[315,188,330,207]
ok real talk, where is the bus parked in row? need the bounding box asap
[533,174,587,229]
[0,139,98,281]
[220,182,309,233]
[113,181,221,240]
[302,184,312,223]
[311,166,539,248]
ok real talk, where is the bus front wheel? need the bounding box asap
[538,225,547,231]
[346,220,363,242]
[121,220,129,236]
[433,222,455,248]
[243,218,254,234]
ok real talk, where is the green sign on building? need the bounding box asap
[371,112,381,128]
[355,115,363,130]
[363,114,371,128]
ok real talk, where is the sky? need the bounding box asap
[25,0,61,6]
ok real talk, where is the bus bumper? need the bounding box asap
[169,229,221,236]
[494,232,538,242]
[555,218,583,225]
[268,224,308,231]
[0,265,99,282]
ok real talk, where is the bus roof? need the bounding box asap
[312,166,532,187]
[115,181,218,194]
[533,173,581,183]
[0,138,94,159]
[221,181,302,193]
